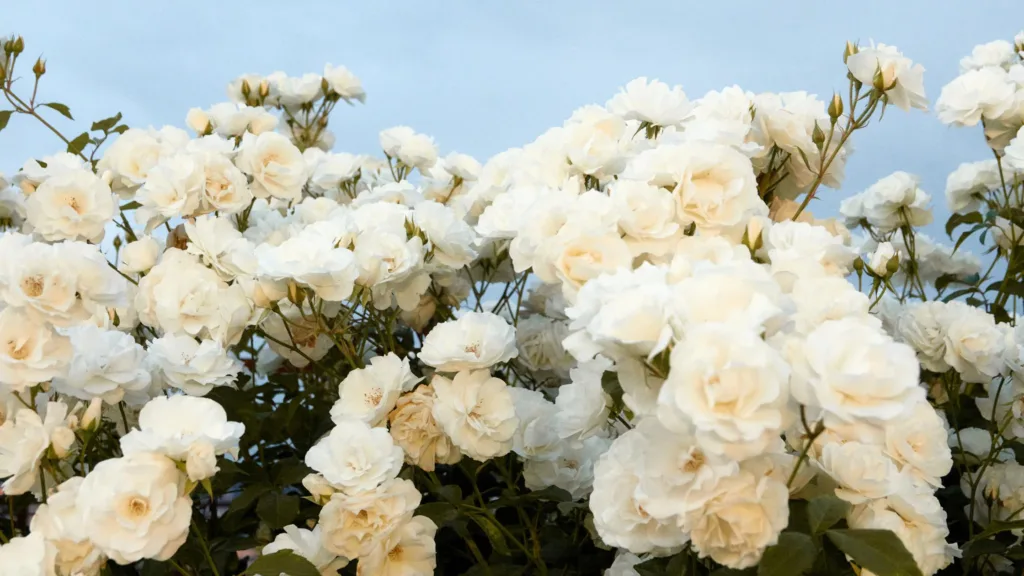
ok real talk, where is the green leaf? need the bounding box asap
[807,494,850,534]
[41,102,73,120]
[0,110,12,131]
[119,201,141,211]
[945,211,982,237]
[112,124,129,134]
[467,512,511,556]
[242,550,320,576]
[415,502,458,526]
[226,483,272,516]
[91,112,122,132]
[200,478,214,498]
[759,532,817,576]
[66,132,91,155]
[255,492,299,529]
[962,538,1007,561]
[825,529,923,576]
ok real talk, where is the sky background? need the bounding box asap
[1,0,1021,233]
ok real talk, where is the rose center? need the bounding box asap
[126,497,149,519]
[21,275,44,298]
[364,387,384,407]
[6,339,30,361]
[388,544,404,561]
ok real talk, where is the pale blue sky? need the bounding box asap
[2,1,1020,228]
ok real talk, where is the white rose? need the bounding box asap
[419,311,518,372]
[146,334,241,396]
[25,168,115,243]
[868,241,899,277]
[0,306,72,392]
[537,229,633,299]
[379,126,438,170]
[605,551,643,576]
[135,153,204,232]
[184,214,257,281]
[256,225,358,302]
[304,418,404,494]
[508,387,561,460]
[30,476,105,576]
[857,171,932,231]
[670,258,788,333]
[945,160,1001,214]
[936,67,1016,127]
[96,128,164,196]
[818,441,902,504]
[388,384,462,471]
[308,152,362,195]
[120,236,162,274]
[0,403,71,495]
[686,465,789,569]
[0,533,57,576]
[53,325,151,404]
[895,301,950,372]
[515,315,574,376]
[939,301,1007,383]
[884,401,952,487]
[185,107,210,134]
[136,249,252,346]
[788,317,924,422]
[563,107,627,179]
[356,516,437,576]
[319,477,420,558]
[590,426,690,555]
[413,200,478,268]
[77,452,192,564]
[848,488,957,575]
[658,323,792,460]
[555,356,611,441]
[523,435,609,500]
[323,63,365,102]
[431,369,519,461]
[788,276,871,335]
[961,40,1017,72]
[119,395,244,481]
[197,152,253,214]
[765,220,857,281]
[607,76,692,128]
[235,132,306,201]
[262,525,348,576]
[609,179,681,256]
[846,43,927,111]
[331,353,421,427]
[0,241,90,327]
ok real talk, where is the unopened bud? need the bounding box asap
[112,235,123,250]
[32,57,45,77]
[843,41,858,63]
[240,79,251,97]
[318,115,329,128]
[852,257,864,274]
[872,66,887,92]
[886,254,901,275]
[828,93,843,123]
[287,281,303,306]
[321,77,330,95]
[811,123,825,149]
[82,398,102,431]
[11,37,24,55]
[50,426,75,459]
[258,80,270,99]
[2,39,13,55]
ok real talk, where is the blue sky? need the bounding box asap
[2,1,1021,229]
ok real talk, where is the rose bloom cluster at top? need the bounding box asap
[1,33,1024,576]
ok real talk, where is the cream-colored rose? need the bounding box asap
[235,132,306,202]
[120,236,162,274]
[818,441,901,504]
[884,401,952,487]
[76,453,192,564]
[939,301,1007,383]
[331,353,420,427]
[419,312,518,373]
[30,477,106,576]
[895,301,950,373]
[0,307,72,392]
[431,370,519,461]
[686,467,789,569]
[25,168,115,243]
[356,516,437,576]
[537,229,633,298]
[658,322,792,460]
[319,478,420,558]
[388,384,461,471]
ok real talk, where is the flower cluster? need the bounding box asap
[2,29,1024,576]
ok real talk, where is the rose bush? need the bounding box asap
[1,29,1024,576]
